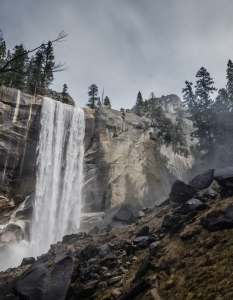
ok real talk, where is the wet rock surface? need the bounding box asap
[170,180,197,203]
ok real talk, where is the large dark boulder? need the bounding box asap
[189,169,215,190]
[136,226,149,237]
[201,205,233,231]
[113,206,133,222]
[162,215,181,229]
[170,180,197,203]
[14,250,74,300]
[214,167,233,187]
[78,245,98,261]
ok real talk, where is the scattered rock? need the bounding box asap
[201,205,233,231]
[107,276,123,286]
[111,288,123,297]
[189,169,215,190]
[98,244,109,257]
[113,206,133,222]
[170,180,197,203]
[14,251,74,300]
[149,241,160,250]
[72,280,99,299]
[214,167,233,187]
[162,215,181,229]
[20,257,35,267]
[136,226,149,237]
[62,233,79,244]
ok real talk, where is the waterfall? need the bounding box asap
[30,97,85,256]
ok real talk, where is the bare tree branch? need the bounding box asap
[0,31,68,74]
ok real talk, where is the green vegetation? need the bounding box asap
[183,62,233,168]
[86,84,99,109]
[0,30,67,96]
[103,96,111,108]
[134,91,186,146]
[61,84,69,104]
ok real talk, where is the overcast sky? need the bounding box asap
[1,0,233,109]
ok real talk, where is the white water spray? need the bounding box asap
[30,97,85,256]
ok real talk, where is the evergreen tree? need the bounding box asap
[226,59,233,103]
[103,96,111,108]
[62,84,69,104]
[42,41,55,90]
[0,30,6,85]
[27,49,44,95]
[183,67,217,154]
[9,44,28,91]
[135,91,144,115]
[86,84,98,109]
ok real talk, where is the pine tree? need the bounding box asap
[42,41,55,90]
[135,91,144,115]
[86,84,98,109]
[9,44,28,91]
[226,59,233,103]
[62,84,69,104]
[103,96,111,108]
[183,67,217,154]
[27,49,44,95]
[0,30,6,85]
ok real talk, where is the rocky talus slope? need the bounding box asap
[1,167,233,300]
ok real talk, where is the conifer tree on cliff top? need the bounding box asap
[182,67,217,154]
[226,59,233,103]
[86,84,99,109]
[103,96,111,108]
[135,91,144,115]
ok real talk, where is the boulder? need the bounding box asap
[174,198,208,215]
[201,205,233,231]
[161,215,181,229]
[170,180,197,203]
[78,245,98,261]
[20,257,35,267]
[189,169,215,190]
[62,233,79,244]
[149,241,160,250]
[100,252,117,267]
[97,244,109,257]
[136,226,149,237]
[72,280,99,299]
[107,276,123,286]
[113,206,133,222]
[133,236,149,244]
[155,196,170,207]
[214,167,233,187]
[14,251,74,300]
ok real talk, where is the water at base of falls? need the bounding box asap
[30,97,85,257]
[0,98,85,271]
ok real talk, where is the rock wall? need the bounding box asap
[83,100,196,212]
[0,86,42,198]
[0,87,196,215]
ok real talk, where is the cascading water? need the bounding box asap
[0,97,85,271]
[30,97,85,256]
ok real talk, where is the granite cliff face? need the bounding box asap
[0,87,195,217]
[83,96,196,212]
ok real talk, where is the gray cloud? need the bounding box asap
[1,0,233,109]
